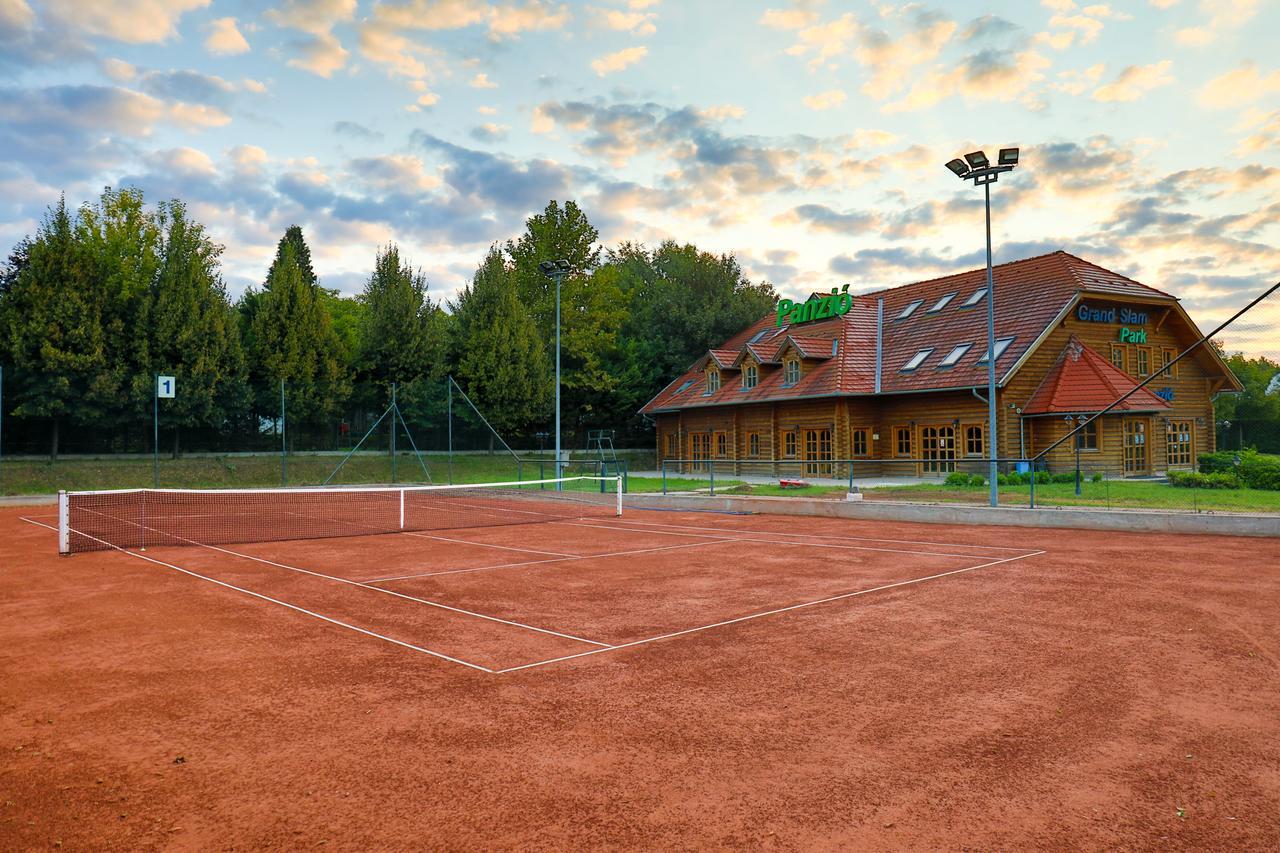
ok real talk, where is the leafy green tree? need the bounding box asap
[358,244,447,385]
[247,232,350,433]
[450,247,551,444]
[505,200,601,334]
[149,200,248,456]
[608,240,777,421]
[320,288,366,371]
[1217,352,1280,451]
[0,197,104,457]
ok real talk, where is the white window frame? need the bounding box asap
[705,369,721,393]
[742,364,759,389]
[901,348,933,372]
[783,359,800,385]
[976,337,1015,365]
[896,299,924,319]
[938,342,972,368]
[928,292,957,313]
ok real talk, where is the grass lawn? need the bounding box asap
[863,478,1280,513]
[0,451,658,495]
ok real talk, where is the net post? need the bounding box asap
[615,475,623,517]
[152,373,159,488]
[446,378,454,485]
[57,490,69,555]
[399,488,405,529]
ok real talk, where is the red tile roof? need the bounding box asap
[640,251,1191,414]
[1022,336,1172,415]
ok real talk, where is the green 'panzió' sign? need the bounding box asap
[776,284,853,327]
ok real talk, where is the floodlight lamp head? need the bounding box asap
[998,147,1019,166]
[963,150,989,170]
[538,258,571,277]
[945,158,970,178]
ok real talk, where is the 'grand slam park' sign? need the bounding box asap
[1076,303,1151,343]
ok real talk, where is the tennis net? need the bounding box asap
[58,476,623,554]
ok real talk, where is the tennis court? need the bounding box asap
[26,476,1044,673]
[4,485,1279,849]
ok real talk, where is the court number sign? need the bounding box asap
[157,375,176,399]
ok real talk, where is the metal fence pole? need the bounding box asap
[390,382,397,484]
[710,461,715,496]
[662,460,667,496]
[152,374,159,488]
[280,379,287,486]
[446,380,453,485]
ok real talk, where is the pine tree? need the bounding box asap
[359,244,446,385]
[247,233,349,430]
[0,197,105,457]
[149,200,248,456]
[451,247,551,441]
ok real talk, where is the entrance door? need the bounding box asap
[690,432,710,472]
[803,428,833,476]
[1123,418,1149,475]
[921,426,956,474]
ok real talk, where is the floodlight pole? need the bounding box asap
[540,259,571,491]
[983,180,997,507]
[947,150,1017,507]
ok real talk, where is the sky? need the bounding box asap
[1,0,1277,356]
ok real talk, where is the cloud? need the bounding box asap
[777,12,859,71]
[801,89,845,110]
[588,5,657,35]
[1174,0,1259,46]
[333,120,384,141]
[287,32,350,77]
[759,7,819,30]
[470,72,498,88]
[1053,62,1105,95]
[1092,60,1173,102]
[884,48,1051,113]
[488,1,572,39]
[412,131,575,212]
[469,122,510,142]
[100,58,138,82]
[777,204,877,235]
[591,46,647,76]
[138,69,237,108]
[1232,108,1280,155]
[39,0,210,44]
[205,17,249,55]
[856,8,957,95]
[268,0,357,76]
[347,154,441,192]
[1197,61,1280,109]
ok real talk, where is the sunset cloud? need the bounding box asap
[591,46,647,76]
[204,17,249,55]
[1092,60,1173,102]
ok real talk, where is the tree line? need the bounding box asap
[0,188,777,457]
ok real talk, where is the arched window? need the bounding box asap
[743,364,759,389]
[783,359,800,385]
[706,369,721,393]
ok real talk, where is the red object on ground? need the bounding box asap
[2,504,1278,849]
[779,478,811,488]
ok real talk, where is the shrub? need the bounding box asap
[1034,471,1051,485]
[944,472,972,487]
[1091,471,1103,483]
[1238,450,1280,491]
[1167,470,1240,489]
[969,474,986,487]
[1198,450,1238,475]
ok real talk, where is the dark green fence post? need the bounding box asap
[280,379,287,486]
[662,460,667,495]
[390,382,397,484]
[710,461,715,496]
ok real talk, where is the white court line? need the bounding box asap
[607,515,1041,554]
[20,516,58,532]
[31,521,495,673]
[399,530,576,558]
[358,537,733,583]
[557,520,1016,560]
[496,549,1046,674]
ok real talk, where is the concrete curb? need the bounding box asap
[625,493,1280,538]
[0,494,57,507]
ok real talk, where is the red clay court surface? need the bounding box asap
[2,503,1278,849]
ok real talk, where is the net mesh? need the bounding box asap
[61,476,621,553]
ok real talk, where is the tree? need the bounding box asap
[450,247,551,444]
[247,231,349,432]
[0,197,105,457]
[75,186,162,430]
[1217,352,1280,451]
[608,240,777,423]
[505,200,601,334]
[358,244,447,386]
[149,200,248,456]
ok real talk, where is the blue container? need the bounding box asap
[1016,461,1031,474]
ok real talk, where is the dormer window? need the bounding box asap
[705,369,721,393]
[896,299,924,320]
[961,287,987,307]
[783,359,800,385]
[928,293,956,313]
[742,363,759,389]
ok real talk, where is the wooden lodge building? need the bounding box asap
[640,251,1242,477]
